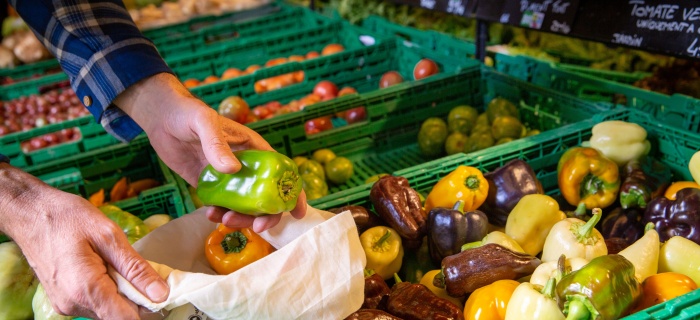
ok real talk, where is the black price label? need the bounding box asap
[573,0,700,58]
[480,0,580,34]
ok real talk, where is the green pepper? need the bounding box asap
[197,150,302,216]
[556,254,641,320]
[301,173,329,201]
[99,205,150,244]
[418,117,448,157]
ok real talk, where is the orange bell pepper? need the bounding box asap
[632,272,698,312]
[463,279,519,320]
[205,225,275,275]
[664,181,700,200]
[424,165,488,213]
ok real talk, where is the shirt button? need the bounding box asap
[83,96,92,106]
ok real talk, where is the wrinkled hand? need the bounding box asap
[115,73,307,232]
[0,164,168,319]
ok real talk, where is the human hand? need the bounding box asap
[115,73,307,232]
[0,164,169,319]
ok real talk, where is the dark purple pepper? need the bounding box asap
[427,201,489,265]
[362,270,391,310]
[600,207,645,244]
[619,157,671,209]
[644,188,700,244]
[479,160,544,226]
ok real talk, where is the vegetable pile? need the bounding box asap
[418,97,539,158]
[330,120,700,319]
[294,148,355,200]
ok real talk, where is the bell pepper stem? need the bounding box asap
[575,202,587,217]
[373,230,392,250]
[575,208,601,243]
[433,270,446,288]
[364,269,375,277]
[465,175,481,190]
[278,171,301,202]
[542,278,557,299]
[565,300,591,320]
[461,241,482,252]
[221,231,248,254]
[452,200,465,213]
[556,254,566,283]
[645,222,655,233]
[393,273,402,284]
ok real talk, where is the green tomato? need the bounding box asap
[486,97,519,124]
[312,149,336,166]
[491,116,524,140]
[464,132,495,153]
[365,173,389,184]
[418,118,448,157]
[325,157,354,185]
[301,173,329,200]
[299,160,326,181]
[445,132,469,155]
[447,105,479,135]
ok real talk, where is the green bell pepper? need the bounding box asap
[556,254,641,320]
[196,150,302,216]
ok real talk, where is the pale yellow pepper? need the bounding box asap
[360,226,404,280]
[505,194,566,256]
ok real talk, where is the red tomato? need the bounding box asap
[304,116,333,135]
[263,101,282,113]
[288,55,305,62]
[202,76,219,84]
[252,106,272,120]
[338,87,358,97]
[321,44,345,56]
[344,107,367,124]
[265,57,288,67]
[245,65,261,74]
[379,71,404,88]
[313,81,339,100]
[218,96,250,123]
[413,59,439,80]
[183,79,200,88]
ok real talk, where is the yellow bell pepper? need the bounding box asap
[619,223,659,282]
[691,151,700,185]
[631,272,698,313]
[664,181,700,200]
[424,165,488,213]
[463,280,519,320]
[505,194,566,256]
[557,147,620,210]
[420,270,464,309]
[205,225,275,275]
[529,257,588,287]
[659,236,700,286]
[461,231,526,254]
[589,120,651,166]
[360,226,404,280]
[504,279,565,320]
[541,209,607,262]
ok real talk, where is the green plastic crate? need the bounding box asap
[240,66,609,207]
[558,64,650,85]
[307,106,700,319]
[496,55,700,133]
[432,31,478,60]
[154,6,329,59]
[169,19,385,83]
[0,72,69,100]
[361,15,437,50]
[0,59,62,82]
[29,136,187,219]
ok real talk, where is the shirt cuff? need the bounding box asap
[74,40,173,142]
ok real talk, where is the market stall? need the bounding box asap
[2,0,700,319]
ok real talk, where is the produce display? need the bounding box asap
[182,43,343,89]
[418,98,539,158]
[294,149,355,200]
[633,59,700,99]
[329,120,700,319]
[88,177,162,206]
[0,88,89,138]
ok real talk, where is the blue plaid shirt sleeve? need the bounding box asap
[10,0,174,142]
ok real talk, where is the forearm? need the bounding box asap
[0,163,51,241]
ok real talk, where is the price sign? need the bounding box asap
[392,0,475,17]
[477,0,580,34]
[572,0,700,58]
